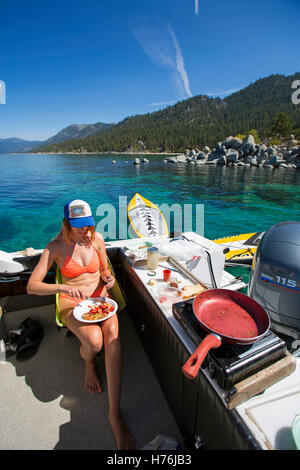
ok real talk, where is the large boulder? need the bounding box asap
[241,155,255,165]
[222,136,243,150]
[283,149,293,160]
[266,146,277,156]
[214,143,227,155]
[196,152,206,160]
[290,146,300,155]
[267,155,279,167]
[253,144,262,156]
[137,140,146,151]
[208,143,227,161]
[166,156,179,163]
[226,150,239,163]
[217,155,227,165]
[206,158,218,164]
[176,154,188,163]
[257,152,269,164]
[286,155,297,164]
[260,144,268,153]
[239,134,256,155]
[207,151,222,162]
[287,138,298,148]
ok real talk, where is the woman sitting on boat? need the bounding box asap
[26,199,135,450]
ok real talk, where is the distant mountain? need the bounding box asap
[34,72,300,154]
[0,137,42,153]
[0,122,114,153]
[43,122,114,145]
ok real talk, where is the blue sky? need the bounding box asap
[0,0,299,140]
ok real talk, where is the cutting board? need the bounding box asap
[226,352,296,410]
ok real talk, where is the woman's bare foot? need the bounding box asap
[85,360,103,394]
[108,411,135,450]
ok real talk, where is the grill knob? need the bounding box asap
[208,361,216,378]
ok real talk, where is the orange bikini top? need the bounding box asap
[60,243,101,278]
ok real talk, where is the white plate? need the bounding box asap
[73,298,118,323]
[125,248,148,261]
[156,285,182,306]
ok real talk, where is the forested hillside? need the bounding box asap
[34,73,300,153]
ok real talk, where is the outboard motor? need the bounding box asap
[248,221,300,349]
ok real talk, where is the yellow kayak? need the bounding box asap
[127,193,169,238]
[214,232,263,264]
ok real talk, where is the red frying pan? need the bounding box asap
[182,289,270,380]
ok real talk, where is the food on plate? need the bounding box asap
[148,279,156,286]
[169,281,178,288]
[82,301,115,321]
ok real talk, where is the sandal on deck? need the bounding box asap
[5,317,44,361]
[16,318,44,361]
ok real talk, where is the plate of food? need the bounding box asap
[73,298,118,323]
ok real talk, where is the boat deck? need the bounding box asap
[2,233,299,450]
[0,299,183,450]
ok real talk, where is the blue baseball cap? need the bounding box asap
[64,199,95,228]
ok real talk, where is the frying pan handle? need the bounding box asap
[182,334,222,380]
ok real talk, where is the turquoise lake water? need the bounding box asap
[1,153,300,253]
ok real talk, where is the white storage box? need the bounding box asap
[159,234,225,288]
[187,248,225,288]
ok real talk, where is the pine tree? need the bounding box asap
[271,112,292,139]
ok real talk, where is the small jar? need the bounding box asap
[147,247,159,269]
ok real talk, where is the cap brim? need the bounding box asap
[68,216,95,228]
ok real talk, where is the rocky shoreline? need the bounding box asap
[164,134,300,169]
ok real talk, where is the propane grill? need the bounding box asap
[172,298,286,391]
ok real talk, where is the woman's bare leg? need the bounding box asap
[60,304,103,394]
[101,315,135,450]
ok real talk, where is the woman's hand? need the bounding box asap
[101,273,115,290]
[60,284,90,299]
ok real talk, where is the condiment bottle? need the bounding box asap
[147,247,159,269]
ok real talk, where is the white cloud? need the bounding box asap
[195,0,199,15]
[206,88,241,97]
[149,100,176,107]
[168,25,193,98]
[132,22,193,100]
[132,24,174,69]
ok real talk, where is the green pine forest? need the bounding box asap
[34,73,300,154]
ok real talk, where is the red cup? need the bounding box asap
[163,269,171,282]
